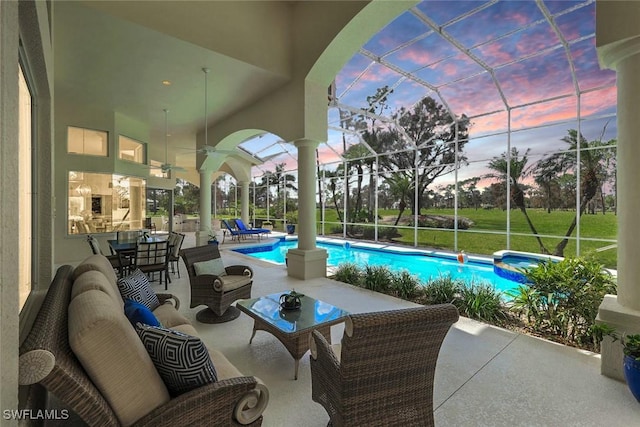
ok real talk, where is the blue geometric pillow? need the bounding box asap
[117,269,160,310]
[124,299,162,328]
[136,324,217,396]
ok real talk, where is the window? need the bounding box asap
[19,63,33,310]
[67,126,108,156]
[68,171,146,234]
[119,135,145,163]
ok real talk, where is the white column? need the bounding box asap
[295,139,317,250]
[596,8,640,380]
[197,169,212,246]
[286,139,327,279]
[240,181,250,225]
[613,52,640,311]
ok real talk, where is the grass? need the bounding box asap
[317,207,617,268]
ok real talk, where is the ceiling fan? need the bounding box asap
[158,108,186,173]
[176,68,240,157]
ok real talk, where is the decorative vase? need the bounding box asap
[279,291,302,310]
[286,224,296,235]
[623,355,640,402]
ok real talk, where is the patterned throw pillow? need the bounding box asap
[117,269,160,310]
[193,258,227,277]
[136,324,217,396]
[124,299,162,328]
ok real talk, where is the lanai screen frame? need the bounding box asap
[241,0,617,266]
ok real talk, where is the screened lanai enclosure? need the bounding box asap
[211,0,617,268]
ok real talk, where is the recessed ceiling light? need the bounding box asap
[162,80,171,86]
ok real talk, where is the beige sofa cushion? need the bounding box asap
[72,270,124,309]
[209,348,243,380]
[69,290,169,426]
[167,325,242,380]
[153,304,191,329]
[217,274,252,292]
[74,254,118,287]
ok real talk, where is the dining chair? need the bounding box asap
[144,217,157,234]
[86,235,128,277]
[168,232,186,278]
[133,240,171,290]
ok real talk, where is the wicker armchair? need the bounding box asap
[309,304,459,427]
[180,244,254,323]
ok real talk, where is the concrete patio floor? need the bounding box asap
[58,231,640,426]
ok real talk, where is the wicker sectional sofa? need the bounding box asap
[18,254,268,426]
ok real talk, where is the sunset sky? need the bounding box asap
[241,0,616,188]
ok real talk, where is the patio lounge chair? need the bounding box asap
[234,218,271,237]
[221,219,264,242]
[310,304,459,427]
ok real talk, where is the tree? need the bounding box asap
[459,177,482,210]
[537,128,616,256]
[384,173,413,225]
[378,96,470,215]
[486,148,549,254]
[534,156,564,214]
[272,163,297,217]
[174,179,200,214]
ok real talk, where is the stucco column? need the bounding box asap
[240,181,250,225]
[197,169,212,246]
[286,139,327,279]
[595,3,640,381]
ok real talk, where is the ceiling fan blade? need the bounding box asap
[161,163,186,173]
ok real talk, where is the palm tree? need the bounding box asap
[385,173,413,226]
[539,128,616,256]
[487,148,549,254]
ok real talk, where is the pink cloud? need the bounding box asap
[397,45,436,67]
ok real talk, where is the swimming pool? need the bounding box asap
[233,238,521,294]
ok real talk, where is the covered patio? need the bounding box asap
[4,0,640,424]
[72,232,636,426]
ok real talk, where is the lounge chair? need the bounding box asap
[234,218,271,237]
[180,244,254,323]
[221,219,265,242]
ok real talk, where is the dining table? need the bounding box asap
[107,235,168,254]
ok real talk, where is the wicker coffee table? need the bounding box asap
[236,292,349,380]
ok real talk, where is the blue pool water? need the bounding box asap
[234,239,521,294]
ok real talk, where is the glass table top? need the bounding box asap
[236,292,349,334]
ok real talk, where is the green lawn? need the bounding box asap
[318,208,618,268]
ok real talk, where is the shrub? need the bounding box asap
[422,275,462,305]
[285,211,298,224]
[362,265,392,293]
[390,270,421,300]
[521,257,617,348]
[361,226,400,241]
[457,282,506,323]
[505,285,541,325]
[333,263,361,286]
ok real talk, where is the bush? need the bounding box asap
[390,270,421,300]
[520,257,617,349]
[422,275,462,305]
[457,282,506,323]
[361,226,400,241]
[333,263,361,286]
[362,265,392,293]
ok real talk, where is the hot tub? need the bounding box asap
[493,250,564,283]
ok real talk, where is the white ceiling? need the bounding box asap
[53,1,293,163]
